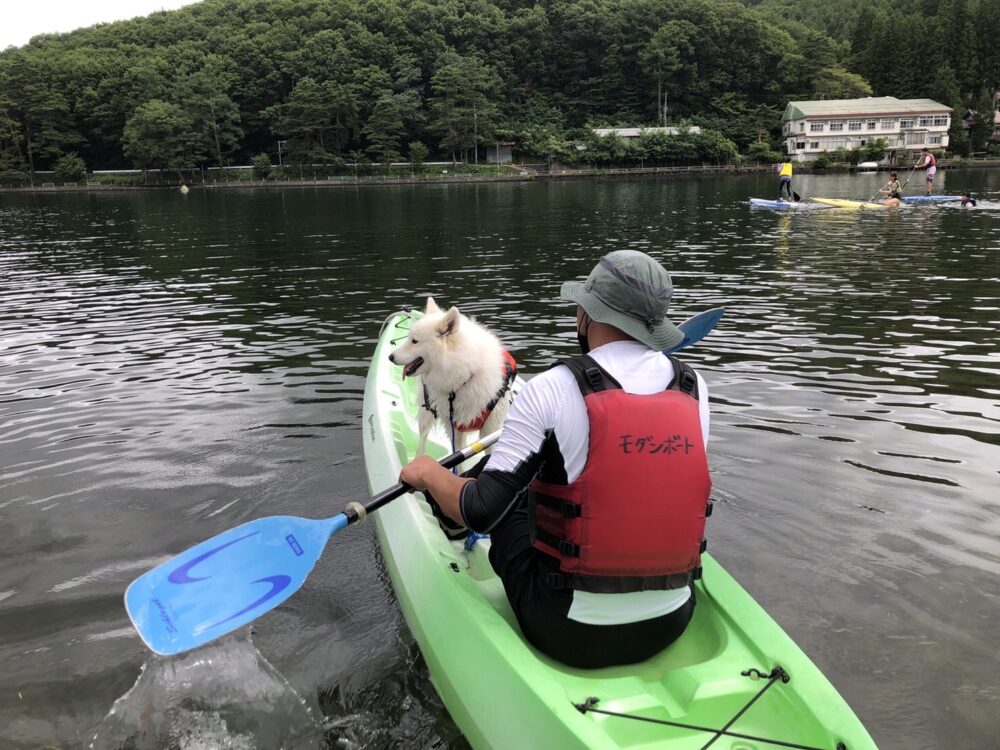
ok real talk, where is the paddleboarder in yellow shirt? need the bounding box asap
[778,160,798,201]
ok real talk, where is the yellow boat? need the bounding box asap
[811,197,891,209]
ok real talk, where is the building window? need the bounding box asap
[918,116,932,127]
[867,120,877,130]
[932,115,949,127]
[829,121,844,132]
[848,121,863,131]
[796,141,806,149]
[881,119,896,129]
[810,141,819,149]
[905,131,925,145]
[928,134,943,144]
[810,121,825,132]
[900,118,915,128]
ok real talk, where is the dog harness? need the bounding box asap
[530,354,712,594]
[422,350,518,432]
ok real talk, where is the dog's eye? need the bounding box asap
[411,338,418,344]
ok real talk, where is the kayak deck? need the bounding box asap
[811,197,889,209]
[362,310,877,750]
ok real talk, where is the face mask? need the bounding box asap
[577,315,591,355]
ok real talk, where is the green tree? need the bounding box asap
[53,152,86,182]
[182,57,245,169]
[408,140,429,170]
[811,67,872,99]
[429,52,499,163]
[745,140,782,165]
[969,90,997,153]
[251,152,272,179]
[363,95,406,169]
[122,99,204,180]
[639,21,697,127]
[862,138,888,162]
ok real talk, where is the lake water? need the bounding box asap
[1,170,998,750]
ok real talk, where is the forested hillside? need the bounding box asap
[1,0,996,177]
[747,0,1000,153]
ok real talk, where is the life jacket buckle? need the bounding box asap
[700,539,708,553]
[584,366,603,388]
[558,539,580,558]
[679,368,697,395]
[559,501,581,518]
[692,565,703,580]
[705,502,713,517]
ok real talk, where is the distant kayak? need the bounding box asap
[812,197,891,209]
[748,198,830,210]
[901,195,962,204]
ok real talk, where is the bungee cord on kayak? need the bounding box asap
[574,666,847,750]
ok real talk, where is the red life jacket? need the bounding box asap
[530,355,712,593]
[925,152,936,167]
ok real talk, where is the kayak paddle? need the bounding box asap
[125,307,725,656]
[125,432,503,655]
[665,307,724,354]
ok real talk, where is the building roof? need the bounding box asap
[782,97,951,122]
[593,126,702,137]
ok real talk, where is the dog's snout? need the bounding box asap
[388,352,396,363]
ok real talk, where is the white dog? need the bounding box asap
[389,297,516,456]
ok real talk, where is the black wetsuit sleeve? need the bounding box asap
[459,450,546,533]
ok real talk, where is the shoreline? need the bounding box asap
[2,159,998,194]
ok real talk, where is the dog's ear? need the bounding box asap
[425,297,440,313]
[436,307,460,337]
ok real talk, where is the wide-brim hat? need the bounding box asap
[560,250,684,351]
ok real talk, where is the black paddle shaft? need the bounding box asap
[343,431,503,525]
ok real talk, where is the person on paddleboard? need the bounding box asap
[916,147,937,195]
[400,251,712,668]
[777,160,795,201]
[880,172,903,206]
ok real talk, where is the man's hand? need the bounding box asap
[399,455,443,490]
[399,455,473,526]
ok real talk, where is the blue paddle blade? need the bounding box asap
[667,307,725,354]
[125,514,348,655]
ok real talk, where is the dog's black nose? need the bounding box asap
[388,352,396,363]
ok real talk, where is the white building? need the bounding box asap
[592,126,702,140]
[781,97,951,162]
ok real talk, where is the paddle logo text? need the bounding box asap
[165,530,294,633]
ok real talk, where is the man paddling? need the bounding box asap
[960,192,977,208]
[916,148,937,195]
[400,251,712,668]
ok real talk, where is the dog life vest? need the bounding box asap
[530,355,712,593]
[424,350,518,433]
[454,350,518,431]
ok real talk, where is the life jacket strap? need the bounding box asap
[535,493,582,518]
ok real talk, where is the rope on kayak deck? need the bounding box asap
[574,666,848,750]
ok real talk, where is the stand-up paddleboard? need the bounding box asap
[362,309,878,750]
[749,198,832,210]
[901,195,962,204]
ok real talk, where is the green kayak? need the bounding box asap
[362,310,877,750]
